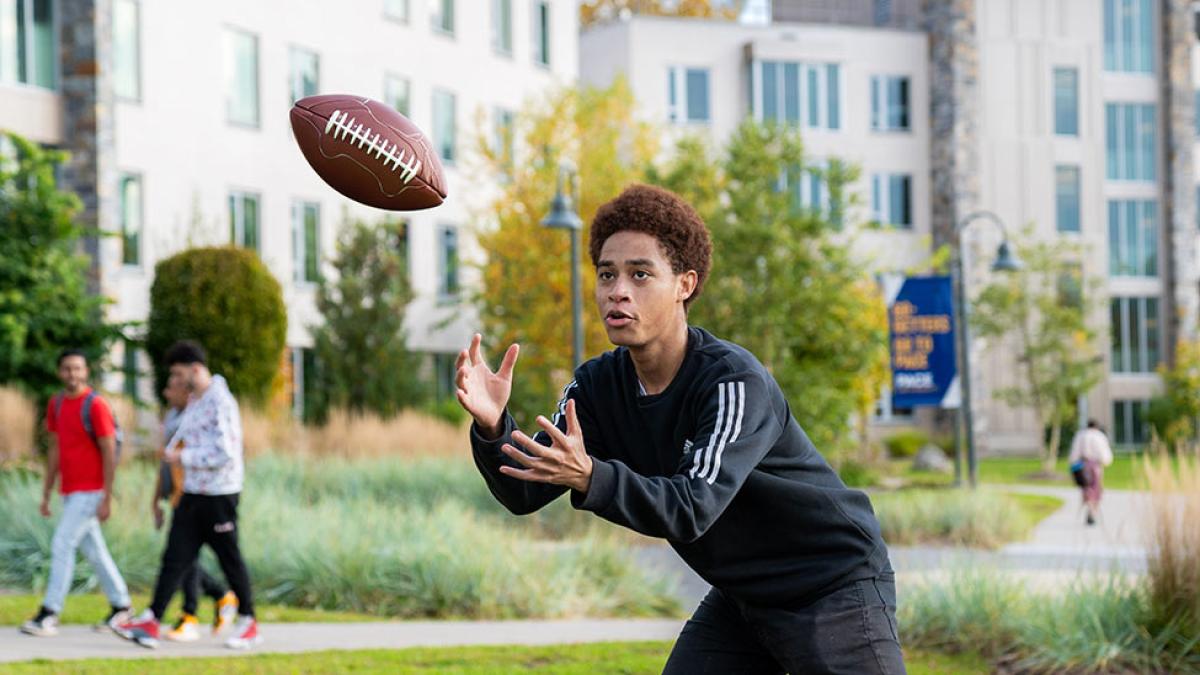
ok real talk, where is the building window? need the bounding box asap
[433,89,457,164]
[1055,165,1081,233]
[1057,264,1083,308]
[870,75,910,131]
[1053,67,1078,136]
[493,107,516,174]
[224,28,260,127]
[781,162,841,226]
[293,201,320,283]
[384,0,409,22]
[532,1,551,67]
[1105,103,1156,181]
[383,74,410,116]
[292,347,320,423]
[113,0,140,100]
[119,173,142,267]
[289,47,319,103]
[871,173,912,229]
[1110,296,1160,373]
[228,191,261,251]
[123,340,139,403]
[433,353,457,401]
[438,226,459,300]
[388,219,410,271]
[1195,90,1200,135]
[1112,399,1150,447]
[1108,200,1157,277]
[667,67,710,124]
[754,61,841,130]
[0,0,54,89]
[492,0,512,55]
[1104,0,1154,73]
[431,0,454,35]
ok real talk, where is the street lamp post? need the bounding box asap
[953,210,1022,489]
[541,161,584,368]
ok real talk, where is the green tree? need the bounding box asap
[970,231,1105,472]
[473,79,659,425]
[0,132,121,403]
[1146,340,1200,454]
[649,122,890,455]
[146,246,287,406]
[309,219,423,422]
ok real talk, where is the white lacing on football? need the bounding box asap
[324,110,423,184]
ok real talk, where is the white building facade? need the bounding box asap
[1,0,578,417]
[581,0,1200,454]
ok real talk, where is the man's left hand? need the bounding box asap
[97,496,111,522]
[500,399,594,494]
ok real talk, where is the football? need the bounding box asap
[290,94,447,211]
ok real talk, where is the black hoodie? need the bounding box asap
[470,326,890,607]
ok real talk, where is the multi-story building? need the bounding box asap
[581,0,1199,453]
[1,0,577,418]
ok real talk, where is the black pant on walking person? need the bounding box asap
[149,493,254,619]
[181,561,227,617]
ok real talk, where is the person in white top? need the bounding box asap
[1067,419,1114,525]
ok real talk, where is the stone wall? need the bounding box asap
[1161,0,1199,358]
[58,0,114,295]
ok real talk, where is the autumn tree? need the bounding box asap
[970,231,1105,472]
[473,79,659,424]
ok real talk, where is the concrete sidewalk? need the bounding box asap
[0,618,686,663]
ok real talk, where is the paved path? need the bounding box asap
[0,619,686,663]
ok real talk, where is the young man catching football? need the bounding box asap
[457,184,905,673]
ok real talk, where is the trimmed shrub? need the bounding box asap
[884,429,928,458]
[146,247,287,406]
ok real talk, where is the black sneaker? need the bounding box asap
[1086,513,1096,526]
[20,607,59,637]
[95,606,133,633]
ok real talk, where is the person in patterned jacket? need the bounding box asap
[115,340,260,650]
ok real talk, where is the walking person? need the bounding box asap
[152,377,238,642]
[115,340,260,649]
[1068,419,1114,526]
[20,350,132,637]
[457,184,904,673]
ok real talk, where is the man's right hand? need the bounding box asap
[152,502,164,530]
[455,333,519,440]
[39,497,51,518]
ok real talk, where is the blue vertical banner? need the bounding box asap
[890,276,957,408]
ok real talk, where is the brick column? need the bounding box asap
[1161,0,1198,361]
[58,0,115,295]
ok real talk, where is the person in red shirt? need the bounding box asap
[20,350,132,637]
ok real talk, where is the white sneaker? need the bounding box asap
[164,614,201,642]
[224,615,262,650]
[95,607,132,633]
[20,610,59,637]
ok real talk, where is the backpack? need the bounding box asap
[1069,460,1091,489]
[52,391,124,462]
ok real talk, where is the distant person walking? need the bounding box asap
[151,377,238,642]
[115,340,260,649]
[1068,419,1114,526]
[20,350,132,637]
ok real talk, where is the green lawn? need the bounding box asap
[893,453,1164,491]
[4,642,986,674]
[0,592,382,627]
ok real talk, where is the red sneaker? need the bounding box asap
[225,615,262,649]
[114,609,160,649]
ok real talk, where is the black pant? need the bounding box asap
[181,561,227,616]
[663,574,906,674]
[150,494,254,619]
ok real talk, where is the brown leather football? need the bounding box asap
[290,94,447,211]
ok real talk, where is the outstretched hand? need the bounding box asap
[499,399,594,494]
[455,334,520,439]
